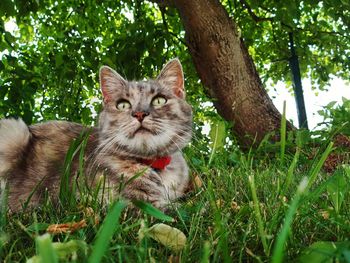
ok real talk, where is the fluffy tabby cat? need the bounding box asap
[0,58,192,212]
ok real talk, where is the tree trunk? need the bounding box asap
[169,0,291,147]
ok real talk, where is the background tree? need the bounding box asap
[0,0,349,147]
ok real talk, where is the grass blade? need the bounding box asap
[59,130,90,207]
[284,131,302,191]
[248,173,269,256]
[280,101,287,166]
[271,178,308,263]
[0,180,8,230]
[89,201,127,263]
[132,200,174,222]
[201,241,211,263]
[307,142,334,189]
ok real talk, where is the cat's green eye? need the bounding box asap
[152,96,167,107]
[116,100,131,111]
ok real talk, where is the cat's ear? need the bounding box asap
[157,58,185,98]
[99,66,126,103]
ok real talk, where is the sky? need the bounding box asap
[268,78,350,130]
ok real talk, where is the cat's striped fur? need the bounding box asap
[0,59,192,212]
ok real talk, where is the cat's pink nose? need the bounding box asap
[132,111,149,122]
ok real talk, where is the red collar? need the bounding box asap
[140,156,172,170]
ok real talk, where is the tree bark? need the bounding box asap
[168,0,290,147]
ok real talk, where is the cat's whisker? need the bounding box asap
[162,125,204,153]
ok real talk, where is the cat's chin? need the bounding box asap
[125,137,176,159]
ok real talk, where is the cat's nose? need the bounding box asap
[132,111,149,122]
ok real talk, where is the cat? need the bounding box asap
[0,58,192,212]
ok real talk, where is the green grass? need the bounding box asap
[1,134,350,262]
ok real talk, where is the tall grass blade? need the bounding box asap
[89,201,127,263]
[248,173,269,256]
[201,241,211,263]
[285,131,302,191]
[307,142,334,189]
[0,180,7,230]
[0,180,8,257]
[132,200,174,222]
[59,131,90,207]
[59,138,80,206]
[22,175,46,212]
[271,177,308,263]
[280,100,287,166]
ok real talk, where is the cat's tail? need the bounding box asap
[0,118,31,176]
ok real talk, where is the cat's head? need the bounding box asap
[98,59,192,158]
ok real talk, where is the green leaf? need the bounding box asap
[34,234,58,263]
[208,120,226,165]
[299,241,350,262]
[27,223,50,232]
[52,240,88,260]
[55,54,63,67]
[28,239,87,262]
[326,169,348,213]
[0,0,16,16]
[327,101,337,109]
[209,120,226,151]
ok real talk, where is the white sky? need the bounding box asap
[268,78,350,130]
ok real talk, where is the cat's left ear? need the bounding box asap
[157,58,185,99]
[99,66,126,103]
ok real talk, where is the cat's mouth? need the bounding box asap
[134,126,152,135]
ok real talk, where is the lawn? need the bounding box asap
[1,125,350,262]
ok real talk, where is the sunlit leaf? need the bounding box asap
[146,223,187,252]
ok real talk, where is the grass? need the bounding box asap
[1,131,350,262]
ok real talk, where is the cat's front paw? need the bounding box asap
[122,175,167,209]
[148,197,169,210]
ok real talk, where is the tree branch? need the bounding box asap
[159,6,187,46]
[148,0,174,8]
[238,0,274,23]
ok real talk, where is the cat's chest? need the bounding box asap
[157,160,189,196]
[158,168,181,187]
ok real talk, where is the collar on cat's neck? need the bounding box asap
[139,156,172,170]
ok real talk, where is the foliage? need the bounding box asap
[0,0,209,126]
[318,97,350,136]
[225,0,350,89]
[0,0,349,126]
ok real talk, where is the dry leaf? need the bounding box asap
[168,254,180,263]
[47,219,87,234]
[147,223,187,252]
[319,210,330,220]
[231,200,241,211]
[216,199,224,208]
[193,174,203,188]
[185,173,204,193]
[83,207,100,225]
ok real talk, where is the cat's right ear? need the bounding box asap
[99,66,126,103]
[157,58,185,99]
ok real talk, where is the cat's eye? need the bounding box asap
[151,96,167,107]
[116,100,131,111]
